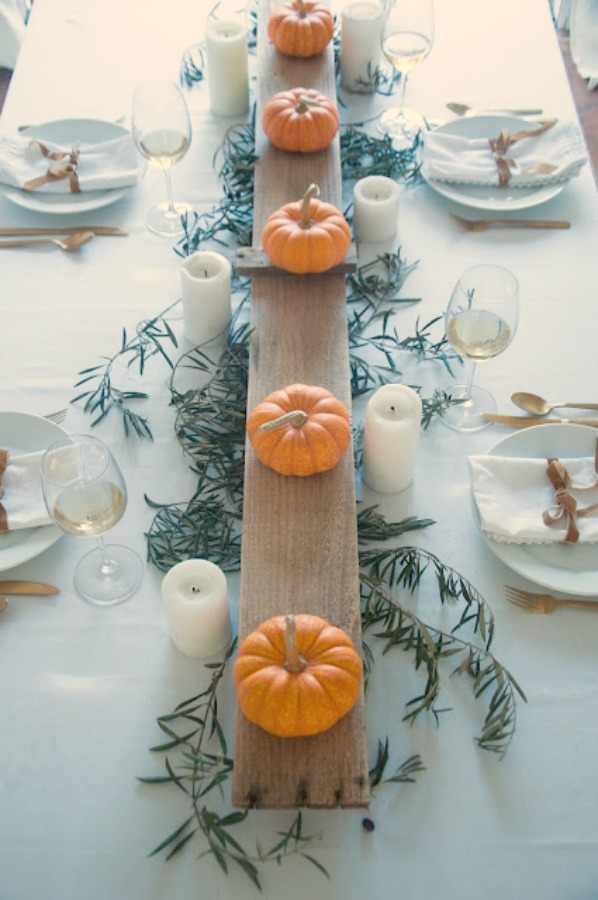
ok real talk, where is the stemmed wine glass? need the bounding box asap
[131,79,193,237]
[441,264,519,432]
[41,434,144,606]
[379,0,435,142]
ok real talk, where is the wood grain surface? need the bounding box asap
[231,0,369,810]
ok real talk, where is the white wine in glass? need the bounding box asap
[131,79,193,237]
[42,434,144,606]
[442,265,519,432]
[379,0,434,141]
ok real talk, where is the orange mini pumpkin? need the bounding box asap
[246,383,351,477]
[263,87,339,153]
[234,613,363,737]
[268,0,334,59]
[262,184,351,274]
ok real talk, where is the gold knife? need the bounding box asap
[481,414,598,428]
[0,580,59,595]
[0,227,127,236]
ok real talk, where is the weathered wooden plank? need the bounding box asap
[234,244,358,277]
[232,0,369,809]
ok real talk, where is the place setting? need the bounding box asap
[0,416,143,606]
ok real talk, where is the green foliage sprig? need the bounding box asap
[72,301,179,439]
[138,640,328,890]
[145,321,250,572]
[340,126,423,183]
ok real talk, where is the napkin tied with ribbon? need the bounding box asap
[0,131,141,193]
[422,119,588,188]
[0,449,51,532]
[469,440,598,545]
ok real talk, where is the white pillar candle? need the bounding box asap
[340,1,384,94]
[206,19,250,117]
[181,251,232,346]
[161,559,232,659]
[362,384,422,494]
[353,175,401,243]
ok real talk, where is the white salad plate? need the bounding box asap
[421,114,567,212]
[0,411,68,571]
[2,118,138,214]
[471,423,598,596]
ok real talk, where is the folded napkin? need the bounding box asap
[422,119,588,188]
[469,442,598,545]
[0,131,141,193]
[0,448,51,532]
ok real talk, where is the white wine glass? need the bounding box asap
[379,0,434,142]
[131,79,193,237]
[41,434,144,606]
[442,264,519,432]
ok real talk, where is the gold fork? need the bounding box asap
[505,585,598,614]
[44,408,67,424]
[450,213,571,231]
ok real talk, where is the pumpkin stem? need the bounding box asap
[296,94,320,113]
[299,183,320,230]
[258,410,309,431]
[284,615,308,673]
[295,0,307,18]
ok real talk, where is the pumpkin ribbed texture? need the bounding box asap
[246,383,351,477]
[263,87,339,153]
[262,184,351,274]
[233,614,363,737]
[268,0,334,58]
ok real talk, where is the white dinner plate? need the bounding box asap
[421,114,567,212]
[471,424,598,596]
[0,411,68,572]
[1,118,140,214]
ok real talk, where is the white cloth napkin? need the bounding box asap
[468,451,598,544]
[0,449,51,532]
[0,132,141,192]
[422,120,588,187]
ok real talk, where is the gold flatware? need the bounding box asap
[0,597,7,614]
[451,213,570,231]
[0,231,94,251]
[0,580,59,595]
[505,585,598,613]
[481,413,598,428]
[447,102,544,116]
[0,226,127,237]
[511,391,598,416]
[44,408,67,424]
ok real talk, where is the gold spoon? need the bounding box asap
[447,102,543,116]
[0,231,95,251]
[511,391,598,416]
[0,597,7,615]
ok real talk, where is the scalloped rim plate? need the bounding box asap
[421,114,567,211]
[1,118,139,214]
[471,423,598,596]
[0,412,68,572]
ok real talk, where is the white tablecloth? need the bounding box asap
[1,1,598,899]
[0,0,25,68]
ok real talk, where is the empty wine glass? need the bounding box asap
[41,434,143,606]
[131,79,193,237]
[378,0,435,142]
[442,264,519,432]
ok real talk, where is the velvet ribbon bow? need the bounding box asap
[543,441,598,543]
[23,139,81,192]
[488,119,558,186]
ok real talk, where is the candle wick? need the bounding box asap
[203,269,208,277]
[191,586,201,593]
[390,405,395,412]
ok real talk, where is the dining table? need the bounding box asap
[2,0,598,898]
